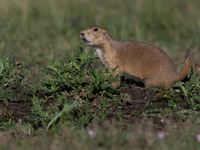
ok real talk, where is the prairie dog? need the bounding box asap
[80,26,192,89]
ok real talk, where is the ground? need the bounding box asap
[0,86,177,131]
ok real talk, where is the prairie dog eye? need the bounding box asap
[93,28,98,31]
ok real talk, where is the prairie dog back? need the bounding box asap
[80,26,192,89]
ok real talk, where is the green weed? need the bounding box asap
[0,57,25,106]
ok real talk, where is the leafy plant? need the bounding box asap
[0,57,25,106]
[30,93,79,132]
[179,75,200,110]
[29,44,124,130]
[40,44,120,94]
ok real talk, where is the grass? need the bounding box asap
[1,119,200,149]
[1,0,200,68]
[0,0,200,149]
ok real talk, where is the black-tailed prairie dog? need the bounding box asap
[80,26,192,89]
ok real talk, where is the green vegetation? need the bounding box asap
[0,0,200,149]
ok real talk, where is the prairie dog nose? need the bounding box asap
[80,32,85,36]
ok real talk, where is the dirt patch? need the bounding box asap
[0,87,174,130]
[0,101,33,122]
[119,87,169,129]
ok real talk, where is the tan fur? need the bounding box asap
[80,26,192,89]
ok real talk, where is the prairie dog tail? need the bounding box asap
[175,50,192,82]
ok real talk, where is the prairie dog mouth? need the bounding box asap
[81,36,90,43]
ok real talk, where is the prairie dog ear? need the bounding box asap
[103,31,107,36]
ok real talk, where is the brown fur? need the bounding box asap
[80,26,192,89]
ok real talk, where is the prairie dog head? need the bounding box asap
[80,26,110,47]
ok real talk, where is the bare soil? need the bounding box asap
[0,86,176,131]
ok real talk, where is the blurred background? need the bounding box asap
[0,0,199,73]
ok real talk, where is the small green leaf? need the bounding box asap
[4,56,10,62]
[65,53,73,62]
[3,98,8,106]
[0,59,4,74]
[168,99,177,111]
[193,95,200,102]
